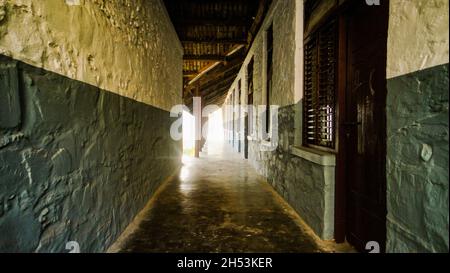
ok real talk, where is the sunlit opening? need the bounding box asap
[205,108,224,155]
[182,108,225,157]
[182,110,195,156]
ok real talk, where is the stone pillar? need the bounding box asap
[194,86,202,158]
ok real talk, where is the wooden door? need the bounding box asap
[245,59,254,160]
[344,1,389,252]
[245,91,253,159]
[237,82,241,153]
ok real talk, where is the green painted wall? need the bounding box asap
[386,63,449,252]
[0,56,182,252]
[248,104,335,239]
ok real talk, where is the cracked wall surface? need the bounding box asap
[0,0,183,252]
[386,64,449,252]
[0,56,182,252]
[387,0,449,79]
[0,0,182,111]
[386,0,449,252]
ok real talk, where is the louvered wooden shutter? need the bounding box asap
[304,36,318,145]
[303,20,337,149]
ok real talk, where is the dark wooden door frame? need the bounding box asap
[302,0,354,243]
[238,80,242,153]
[334,10,348,243]
[334,0,389,248]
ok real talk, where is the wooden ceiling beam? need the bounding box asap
[173,18,250,26]
[196,54,243,78]
[183,71,200,77]
[198,59,243,82]
[183,70,199,74]
[183,55,227,62]
[199,66,241,92]
[201,74,237,96]
[180,38,248,45]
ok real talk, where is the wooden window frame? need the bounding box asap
[302,16,338,151]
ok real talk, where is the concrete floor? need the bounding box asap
[111,144,337,253]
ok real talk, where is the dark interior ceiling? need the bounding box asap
[163,0,272,109]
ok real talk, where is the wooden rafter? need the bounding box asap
[183,55,227,61]
[200,65,242,93]
[173,18,249,26]
[181,39,248,45]
[163,0,269,108]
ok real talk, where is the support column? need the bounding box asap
[194,85,202,158]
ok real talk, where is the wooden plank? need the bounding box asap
[173,18,249,26]
[195,58,243,85]
[180,39,247,45]
[183,55,226,61]
[200,71,239,95]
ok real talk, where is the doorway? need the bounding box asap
[336,1,389,252]
[245,59,254,160]
[237,81,242,153]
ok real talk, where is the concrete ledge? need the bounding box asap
[261,139,279,150]
[260,139,272,146]
[290,146,336,166]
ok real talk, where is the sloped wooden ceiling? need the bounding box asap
[163,0,271,109]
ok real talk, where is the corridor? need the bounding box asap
[0,0,448,254]
[112,147,330,253]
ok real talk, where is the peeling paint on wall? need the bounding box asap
[386,0,449,253]
[386,63,449,253]
[0,0,183,111]
[65,0,82,6]
[387,0,449,78]
[0,56,182,252]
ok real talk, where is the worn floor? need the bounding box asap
[113,144,331,253]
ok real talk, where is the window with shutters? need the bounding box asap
[303,19,337,149]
